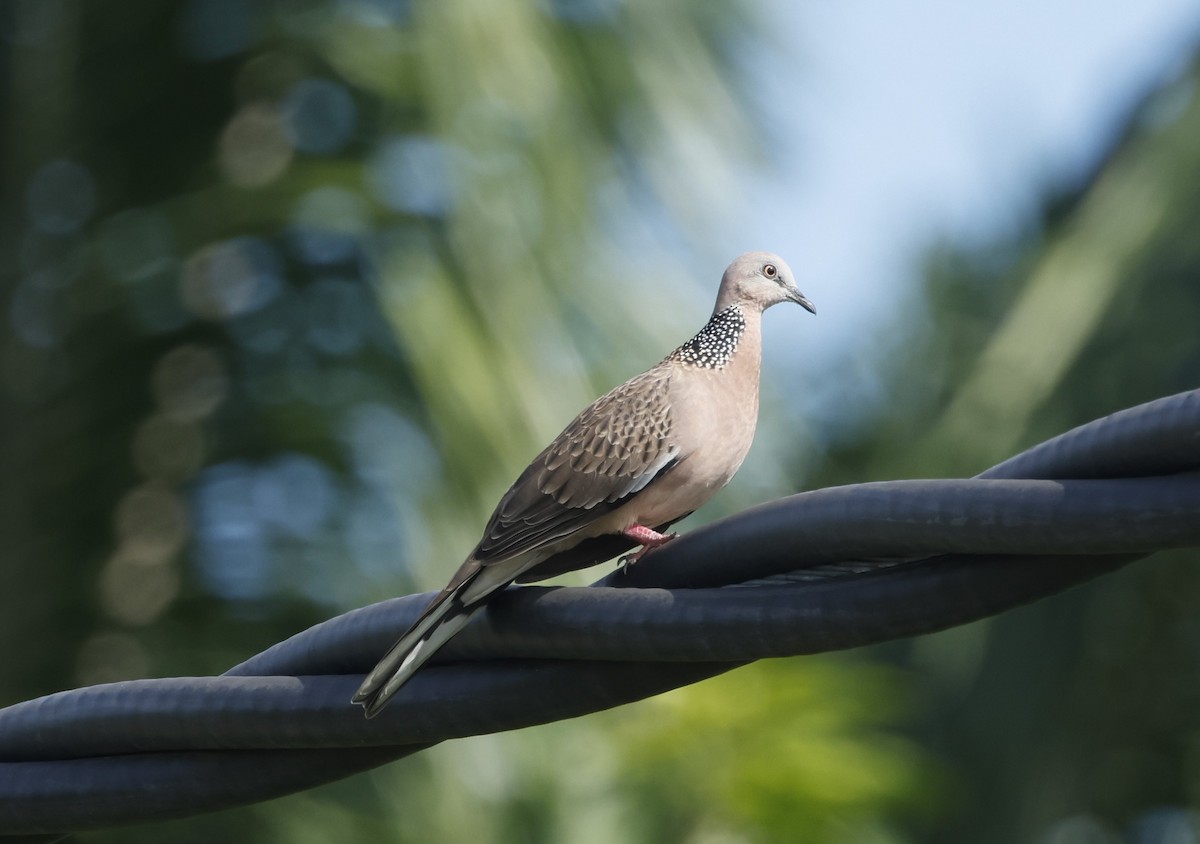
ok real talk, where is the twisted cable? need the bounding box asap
[1,389,1198,836]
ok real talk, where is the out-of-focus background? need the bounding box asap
[3,1,1200,841]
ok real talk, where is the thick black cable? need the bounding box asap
[0,746,426,835]
[0,389,1197,836]
[979,389,1200,480]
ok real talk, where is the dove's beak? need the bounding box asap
[788,290,816,314]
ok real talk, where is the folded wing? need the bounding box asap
[472,367,680,566]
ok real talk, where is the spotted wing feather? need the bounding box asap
[472,367,678,565]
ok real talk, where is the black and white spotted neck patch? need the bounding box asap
[667,305,746,369]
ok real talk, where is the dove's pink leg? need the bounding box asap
[619,525,678,568]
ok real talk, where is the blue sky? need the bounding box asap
[730,0,1200,374]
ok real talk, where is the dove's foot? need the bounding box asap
[618,525,679,571]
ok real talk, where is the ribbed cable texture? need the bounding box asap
[2,389,1198,837]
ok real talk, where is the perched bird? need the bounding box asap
[353,252,815,717]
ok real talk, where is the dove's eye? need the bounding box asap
[763,264,778,279]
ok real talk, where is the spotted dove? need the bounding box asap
[354,252,815,717]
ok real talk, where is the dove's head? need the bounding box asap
[714,251,816,316]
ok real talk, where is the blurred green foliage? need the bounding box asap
[1,1,1199,842]
[614,661,943,842]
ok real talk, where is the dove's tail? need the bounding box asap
[352,558,509,718]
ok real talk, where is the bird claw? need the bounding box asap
[618,532,679,573]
